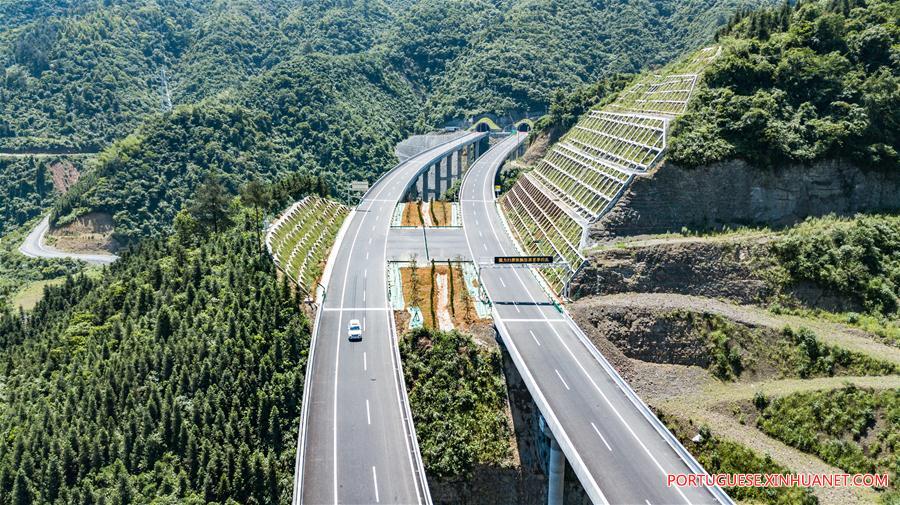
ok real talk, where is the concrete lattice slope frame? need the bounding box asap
[499,47,720,295]
[266,196,350,296]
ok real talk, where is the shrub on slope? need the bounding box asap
[670,0,899,168]
[400,328,512,480]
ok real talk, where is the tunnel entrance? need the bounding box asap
[475,121,491,133]
[517,122,532,132]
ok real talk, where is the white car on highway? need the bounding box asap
[348,319,362,341]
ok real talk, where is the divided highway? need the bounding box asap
[294,132,487,505]
[460,133,728,504]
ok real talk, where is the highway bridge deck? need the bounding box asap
[460,133,729,505]
[294,132,487,505]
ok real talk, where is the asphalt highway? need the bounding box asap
[460,133,725,505]
[295,132,487,505]
[385,227,470,262]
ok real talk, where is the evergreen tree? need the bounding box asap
[191,171,233,234]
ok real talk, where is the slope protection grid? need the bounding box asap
[500,46,719,294]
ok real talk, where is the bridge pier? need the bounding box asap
[406,138,485,202]
[548,437,566,505]
[540,415,566,505]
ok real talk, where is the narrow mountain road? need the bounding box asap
[19,216,118,265]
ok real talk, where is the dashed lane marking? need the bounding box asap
[591,422,613,451]
[555,369,570,391]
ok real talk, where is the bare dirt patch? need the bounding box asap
[48,159,80,193]
[398,262,492,342]
[48,212,119,253]
[429,201,453,226]
[401,201,424,227]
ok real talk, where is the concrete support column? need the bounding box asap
[453,150,461,178]
[443,154,452,195]
[548,437,565,505]
[431,162,440,200]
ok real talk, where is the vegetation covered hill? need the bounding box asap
[51,52,417,244]
[0,156,83,235]
[421,0,772,123]
[0,205,309,504]
[0,0,394,151]
[1,0,777,245]
[670,0,899,168]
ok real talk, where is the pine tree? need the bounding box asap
[12,471,32,505]
[240,179,269,249]
[191,171,233,234]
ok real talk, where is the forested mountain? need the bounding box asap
[51,52,418,244]
[420,0,774,123]
[0,206,310,504]
[0,0,397,151]
[1,0,773,153]
[670,0,899,168]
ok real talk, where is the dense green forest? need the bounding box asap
[670,0,899,168]
[400,328,511,480]
[0,156,80,235]
[0,0,336,151]
[0,201,310,503]
[51,52,415,244]
[421,0,773,123]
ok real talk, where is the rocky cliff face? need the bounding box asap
[569,237,775,303]
[590,158,900,243]
[568,236,863,312]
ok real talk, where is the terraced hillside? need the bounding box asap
[266,196,349,295]
[500,48,718,293]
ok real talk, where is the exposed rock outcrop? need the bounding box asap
[569,236,775,303]
[590,158,900,243]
